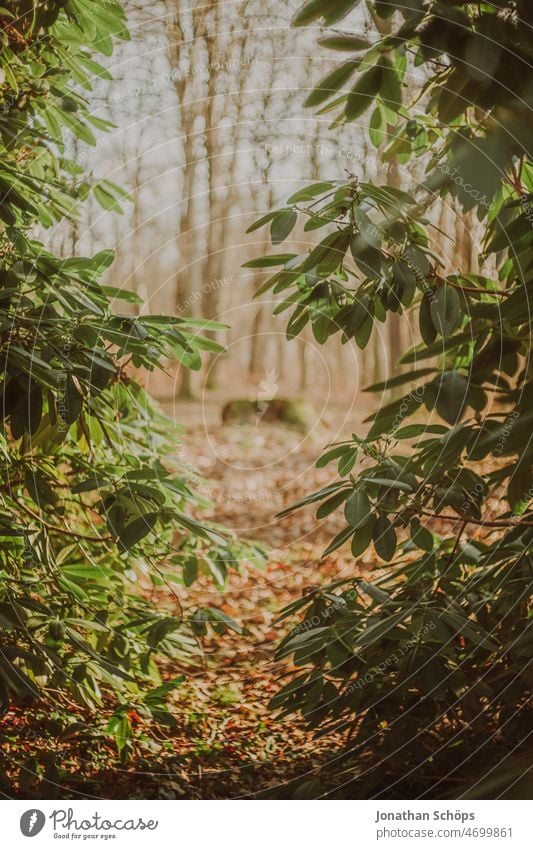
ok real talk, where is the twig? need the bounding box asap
[421,509,533,529]
[446,519,468,568]
[16,499,112,543]
[151,562,183,618]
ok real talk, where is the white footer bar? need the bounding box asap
[3,800,530,848]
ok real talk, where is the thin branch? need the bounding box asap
[151,562,183,618]
[421,509,533,529]
[16,499,112,543]
[446,519,468,569]
[435,273,510,298]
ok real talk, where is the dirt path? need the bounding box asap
[128,401,371,799]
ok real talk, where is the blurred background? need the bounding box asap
[43,0,484,409]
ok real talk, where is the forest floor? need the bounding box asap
[147,397,369,799]
[113,397,372,798]
[2,396,379,799]
[3,397,530,800]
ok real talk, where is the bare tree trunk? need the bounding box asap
[201,1,223,389]
[166,2,207,399]
[201,1,251,389]
[130,142,151,316]
[249,302,265,378]
[299,332,309,393]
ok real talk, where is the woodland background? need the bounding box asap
[52,0,482,402]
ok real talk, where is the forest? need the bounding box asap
[0,0,531,802]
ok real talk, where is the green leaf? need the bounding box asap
[351,516,375,556]
[344,488,372,529]
[365,476,412,492]
[278,483,346,517]
[204,556,227,586]
[354,314,373,349]
[106,713,132,754]
[419,291,438,346]
[316,489,349,518]
[91,248,116,273]
[365,368,436,393]
[292,779,321,799]
[401,330,473,365]
[271,210,298,245]
[117,512,158,549]
[25,469,58,509]
[353,206,382,248]
[411,523,434,552]
[183,557,198,587]
[373,514,397,561]
[395,424,447,438]
[205,607,244,635]
[435,371,469,425]
[72,476,111,493]
[441,612,498,652]
[305,61,360,108]
[316,443,350,468]
[508,461,532,512]
[246,210,279,233]
[379,56,402,112]
[350,235,382,278]
[287,182,334,203]
[430,284,461,335]
[338,446,358,476]
[323,525,354,556]
[345,64,383,121]
[93,184,123,212]
[242,254,295,268]
[293,0,361,27]
[369,104,386,147]
[308,229,351,274]
[28,385,43,435]
[312,310,332,343]
[61,376,83,425]
[0,656,40,699]
[356,610,409,647]
[102,286,143,303]
[318,34,370,51]
[58,576,89,602]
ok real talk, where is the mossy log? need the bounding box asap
[221,398,317,431]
